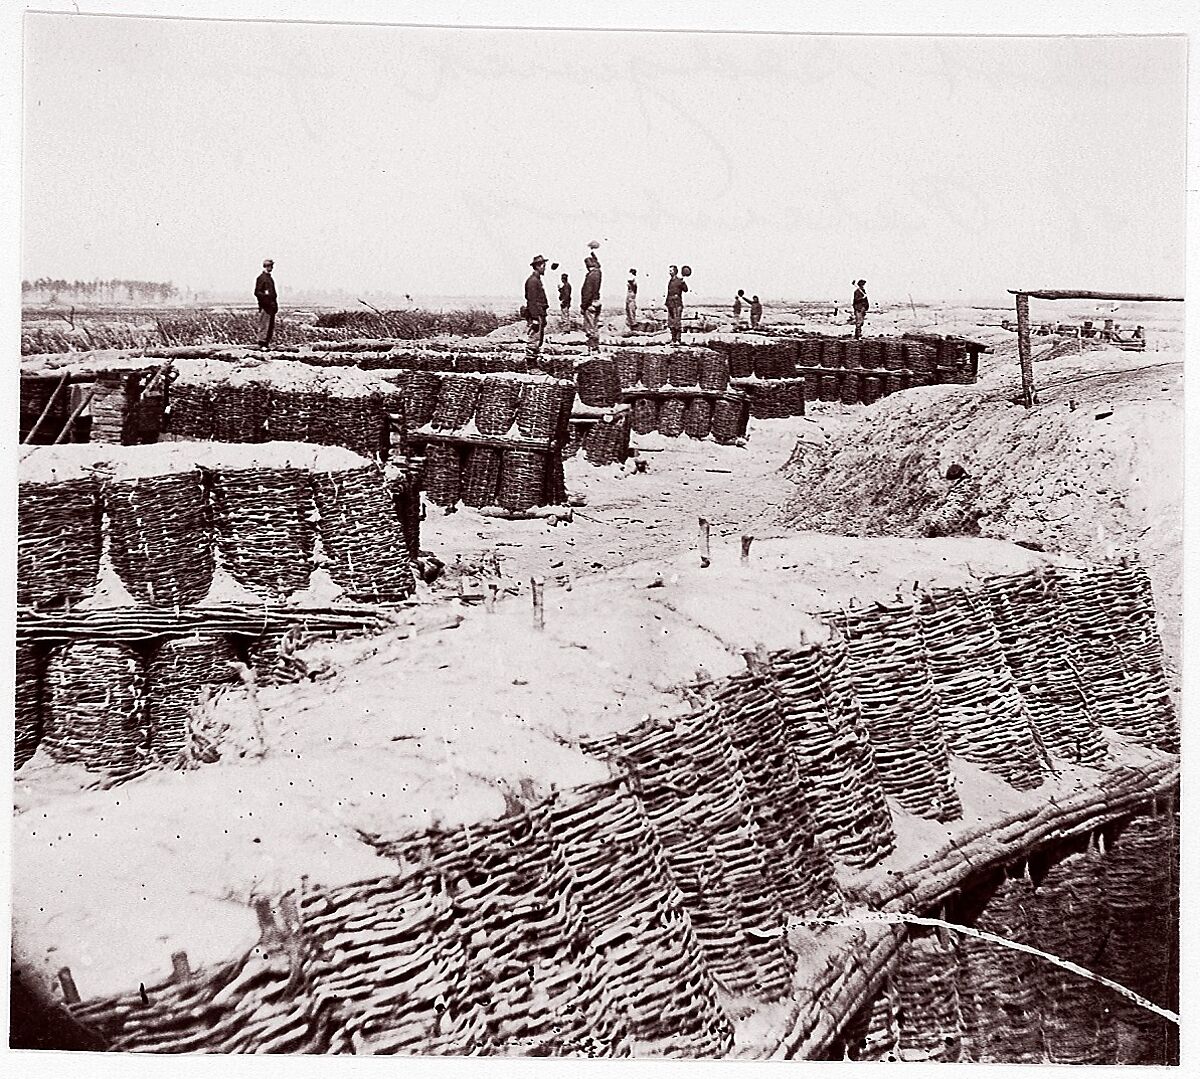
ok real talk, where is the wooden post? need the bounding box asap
[1015,292,1035,407]
[485,580,498,613]
[52,387,97,445]
[698,517,711,568]
[531,577,545,631]
[740,535,754,564]
[57,967,80,1005]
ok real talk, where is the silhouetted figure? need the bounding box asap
[853,278,869,339]
[626,269,638,329]
[254,259,277,347]
[581,253,602,353]
[733,289,746,322]
[749,294,763,329]
[666,264,689,345]
[524,255,550,363]
[558,272,572,328]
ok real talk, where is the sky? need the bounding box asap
[20,15,1188,307]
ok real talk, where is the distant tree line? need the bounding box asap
[22,278,181,304]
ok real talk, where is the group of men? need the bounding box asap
[523,250,692,363]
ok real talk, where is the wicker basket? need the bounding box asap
[657,398,686,437]
[842,341,863,370]
[640,353,667,391]
[474,378,523,436]
[18,477,104,609]
[667,349,700,388]
[615,351,642,389]
[461,446,503,507]
[728,343,754,379]
[210,466,316,598]
[212,381,270,444]
[710,397,745,444]
[582,412,632,466]
[840,371,861,405]
[698,351,730,392]
[164,381,215,440]
[683,398,713,439]
[576,358,621,407]
[497,449,548,512]
[106,471,215,607]
[820,339,843,369]
[422,442,463,507]
[631,397,658,434]
[266,388,325,445]
[15,641,42,770]
[146,633,239,763]
[43,641,148,774]
[432,374,482,431]
[403,370,442,429]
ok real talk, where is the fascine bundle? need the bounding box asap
[892,929,966,1062]
[366,811,633,1058]
[208,466,317,598]
[767,639,896,868]
[708,667,845,920]
[145,634,240,764]
[162,379,216,440]
[1052,564,1178,753]
[105,469,215,607]
[310,466,415,603]
[211,376,270,444]
[1028,845,1116,1064]
[955,873,1045,1064]
[15,641,42,770]
[17,475,104,609]
[582,706,794,1001]
[981,570,1107,767]
[537,777,735,1057]
[824,602,962,823]
[916,585,1044,791]
[42,640,149,775]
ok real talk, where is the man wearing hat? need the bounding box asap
[626,269,638,330]
[558,272,572,329]
[254,259,278,348]
[524,255,551,363]
[852,279,870,339]
[580,251,603,354]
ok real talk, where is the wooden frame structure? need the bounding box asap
[1009,289,1183,407]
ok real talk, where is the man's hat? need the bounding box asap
[531,255,547,266]
[856,279,866,286]
[587,240,601,250]
[681,265,692,277]
[263,259,274,267]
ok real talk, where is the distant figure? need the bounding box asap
[665,265,689,345]
[254,259,277,347]
[733,289,746,322]
[524,255,550,364]
[626,269,638,330]
[852,278,869,339]
[558,272,572,328]
[749,294,763,329]
[581,253,603,353]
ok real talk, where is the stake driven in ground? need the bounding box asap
[789,911,1179,1024]
[698,517,711,568]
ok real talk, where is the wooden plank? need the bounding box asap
[1008,289,1184,302]
[405,427,557,453]
[1016,292,1035,407]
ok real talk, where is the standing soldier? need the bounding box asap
[581,252,603,354]
[733,289,746,324]
[254,259,277,348]
[666,264,689,346]
[749,294,763,329]
[626,269,638,330]
[852,278,870,339]
[524,255,550,364]
[558,272,572,329]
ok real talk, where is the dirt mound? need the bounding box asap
[784,347,1182,672]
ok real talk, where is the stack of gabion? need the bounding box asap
[106,471,215,607]
[403,373,575,511]
[736,379,806,420]
[767,640,896,867]
[145,634,240,764]
[956,873,1045,1064]
[1053,564,1178,752]
[824,603,961,822]
[211,377,269,444]
[17,476,104,609]
[917,586,1044,790]
[1029,846,1116,1064]
[310,466,415,603]
[42,641,149,774]
[15,641,42,769]
[583,706,795,1000]
[892,930,966,1062]
[710,666,844,918]
[209,467,317,598]
[983,570,1107,767]
[163,379,215,440]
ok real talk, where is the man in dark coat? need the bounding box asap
[626,269,638,329]
[558,272,572,328]
[852,278,869,339]
[665,264,688,345]
[254,259,277,347]
[524,255,550,363]
[580,253,602,353]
